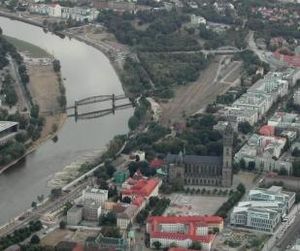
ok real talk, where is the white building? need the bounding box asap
[29,3,99,21]
[67,205,83,225]
[223,107,259,125]
[230,206,280,234]
[248,186,295,213]
[293,89,300,105]
[232,93,272,119]
[268,112,300,133]
[235,134,289,173]
[48,4,62,17]
[82,187,108,206]
[83,199,102,221]
[230,186,295,234]
[190,14,206,26]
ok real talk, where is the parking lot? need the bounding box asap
[164,193,228,216]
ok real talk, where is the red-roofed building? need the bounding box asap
[121,177,162,200]
[150,158,165,169]
[259,125,275,136]
[146,215,223,251]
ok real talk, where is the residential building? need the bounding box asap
[146,215,224,251]
[230,206,281,233]
[0,121,19,145]
[29,3,99,21]
[268,112,300,133]
[190,14,206,26]
[112,203,139,230]
[83,199,101,221]
[82,187,108,206]
[232,93,271,118]
[234,134,291,174]
[67,205,83,225]
[222,107,259,125]
[248,186,295,213]
[247,72,289,103]
[294,89,300,105]
[165,123,233,187]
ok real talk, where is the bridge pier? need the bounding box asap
[74,101,78,122]
[112,94,115,114]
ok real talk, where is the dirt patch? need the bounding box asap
[165,193,228,216]
[41,228,99,246]
[27,64,66,143]
[159,56,242,126]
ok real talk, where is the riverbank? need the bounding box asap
[0,10,131,96]
[0,35,67,174]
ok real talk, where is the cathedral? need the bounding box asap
[164,123,233,187]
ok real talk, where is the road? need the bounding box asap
[262,205,299,251]
[8,56,31,111]
[0,181,88,238]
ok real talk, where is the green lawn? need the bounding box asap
[4,36,51,58]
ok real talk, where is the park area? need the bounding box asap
[164,193,228,216]
[213,228,268,251]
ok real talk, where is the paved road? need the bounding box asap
[262,205,299,251]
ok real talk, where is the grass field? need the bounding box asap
[4,35,51,58]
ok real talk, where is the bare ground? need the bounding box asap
[159,56,242,126]
[27,64,66,143]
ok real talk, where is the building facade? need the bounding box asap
[67,205,83,225]
[146,215,224,251]
[165,123,233,187]
[82,187,108,206]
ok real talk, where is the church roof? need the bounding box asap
[166,154,222,166]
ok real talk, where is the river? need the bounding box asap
[0,16,133,224]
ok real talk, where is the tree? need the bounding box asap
[128,115,140,130]
[37,194,44,203]
[189,241,202,250]
[248,161,255,171]
[279,167,288,176]
[52,59,61,72]
[59,220,66,229]
[239,159,246,169]
[152,241,162,250]
[30,234,40,244]
[121,196,132,204]
[31,201,37,209]
[63,201,73,216]
[238,121,253,134]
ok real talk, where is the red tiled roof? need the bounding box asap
[259,125,274,136]
[122,178,159,197]
[150,159,165,168]
[147,215,223,225]
[132,196,145,207]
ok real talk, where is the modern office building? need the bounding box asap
[248,186,295,213]
[230,206,281,234]
[230,186,295,233]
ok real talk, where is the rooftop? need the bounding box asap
[166,154,222,166]
[0,121,18,133]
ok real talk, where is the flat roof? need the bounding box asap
[0,121,18,133]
